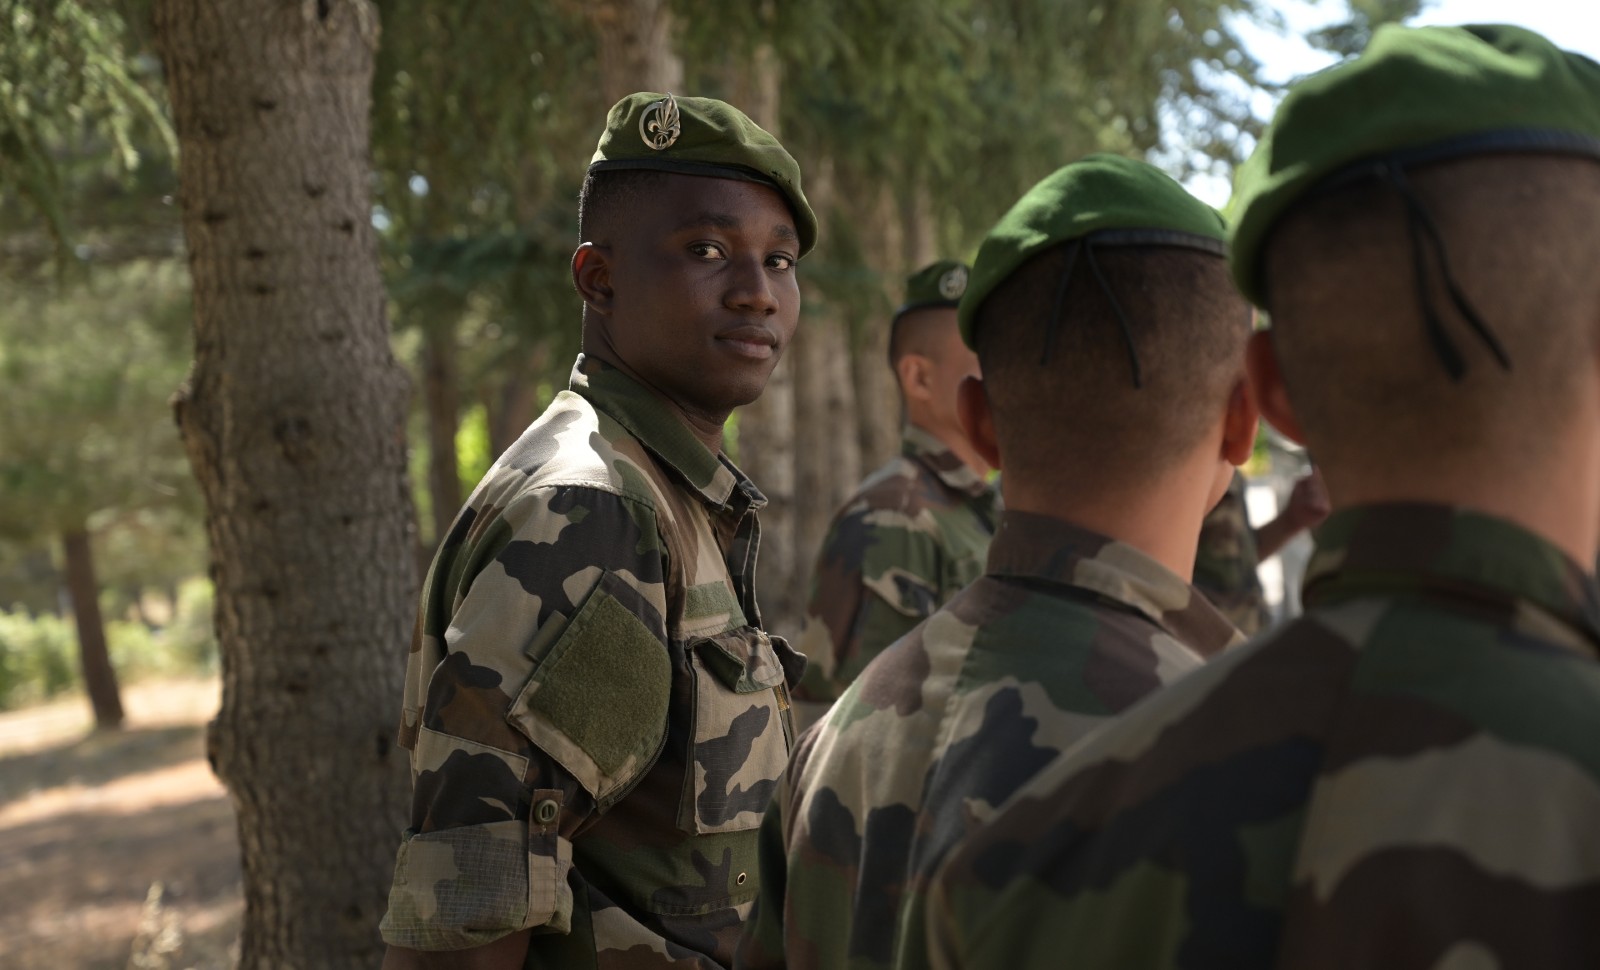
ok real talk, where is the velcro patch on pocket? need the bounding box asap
[510,570,671,804]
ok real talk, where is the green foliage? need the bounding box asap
[0,260,195,541]
[0,0,174,257]
[456,404,493,494]
[0,577,215,711]
[0,609,77,708]
[108,582,215,679]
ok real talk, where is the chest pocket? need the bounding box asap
[682,627,802,834]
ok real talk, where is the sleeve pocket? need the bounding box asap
[382,818,564,950]
[508,569,671,808]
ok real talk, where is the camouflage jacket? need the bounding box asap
[380,355,802,968]
[792,425,999,728]
[735,510,1240,970]
[925,504,1600,970]
[1192,470,1270,636]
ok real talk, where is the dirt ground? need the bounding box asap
[0,678,243,970]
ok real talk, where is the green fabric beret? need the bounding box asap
[897,260,971,317]
[589,91,818,256]
[1231,23,1600,307]
[959,153,1227,348]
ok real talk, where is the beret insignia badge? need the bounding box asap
[639,93,682,151]
[939,265,969,300]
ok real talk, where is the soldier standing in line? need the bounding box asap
[791,260,1000,730]
[735,154,1258,970]
[379,92,812,969]
[924,24,1600,970]
[1193,466,1329,635]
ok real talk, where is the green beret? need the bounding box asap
[959,153,1227,348]
[896,260,971,318]
[1231,24,1600,307]
[589,92,818,256]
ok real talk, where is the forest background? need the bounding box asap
[1,0,1430,967]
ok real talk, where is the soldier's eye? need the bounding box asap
[767,253,795,272]
[689,243,727,260]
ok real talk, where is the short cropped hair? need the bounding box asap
[577,169,667,243]
[974,243,1250,490]
[1263,153,1600,475]
[889,306,960,371]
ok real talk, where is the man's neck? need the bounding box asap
[582,344,727,456]
[998,455,1220,581]
[1323,441,1600,570]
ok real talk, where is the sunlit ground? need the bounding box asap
[0,678,243,970]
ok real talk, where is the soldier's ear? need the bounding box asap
[1220,373,1259,468]
[895,352,934,403]
[957,375,1001,470]
[572,243,614,314]
[1246,329,1307,446]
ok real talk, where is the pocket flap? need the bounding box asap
[691,627,786,693]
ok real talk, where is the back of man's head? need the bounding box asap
[1264,154,1600,476]
[1230,24,1600,492]
[961,155,1251,498]
[975,244,1248,492]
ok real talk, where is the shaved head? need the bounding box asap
[974,243,1251,492]
[1263,153,1600,477]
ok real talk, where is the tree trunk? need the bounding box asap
[61,528,124,730]
[852,185,906,471]
[154,2,415,967]
[420,322,462,549]
[583,0,683,104]
[791,319,861,593]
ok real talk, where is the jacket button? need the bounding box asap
[736,871,748,886]
[534,799,559,825]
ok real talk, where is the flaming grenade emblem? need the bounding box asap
[639,93,682,151]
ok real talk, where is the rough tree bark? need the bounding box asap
[851,184,906,475]
[154,1,415,966]
[789,154,862,610]
[61,527,124,730]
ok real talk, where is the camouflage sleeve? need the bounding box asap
[381,484,671,951]
[793,514,942,722]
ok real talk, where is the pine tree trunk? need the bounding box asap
[420,323,461,549]
[852,186,906,471]
[61,528,123,730]
[583,0,683,104]
[154,2,415,966]
[791,319,861,594]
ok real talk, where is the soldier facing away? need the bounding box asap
[791,260,1000,730]
[734,154,1258,970]
[925,24,1600,970]
[379,93,812,969]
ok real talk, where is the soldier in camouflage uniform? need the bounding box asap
[792,260,1000,730]
[1194,468,1329,635]
[735,154,1262,970]
[925,25,1600,969]
[380,93,815,969]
